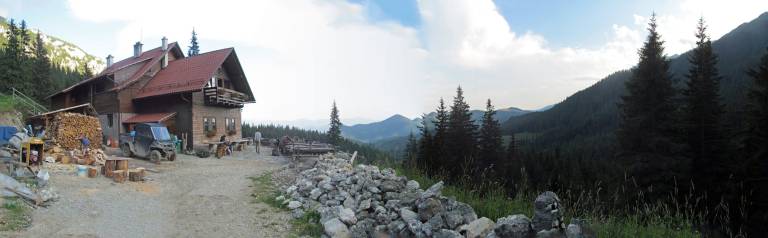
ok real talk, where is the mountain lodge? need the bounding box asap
[47,38,255,150]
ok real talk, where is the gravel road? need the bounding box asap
[0,149,292,238]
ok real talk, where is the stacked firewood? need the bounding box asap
[46,112,102,150]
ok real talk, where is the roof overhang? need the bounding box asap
[123,112,177,124]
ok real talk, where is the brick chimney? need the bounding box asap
[133,41,143,57]
[106,54,114,68]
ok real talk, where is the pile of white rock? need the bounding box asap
[277,153,593,238]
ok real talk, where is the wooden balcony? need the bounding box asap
[203,86,250,108]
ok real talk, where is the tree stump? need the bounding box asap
[112,170,127,183]
[87,166,99,178]
[129,168,145,182]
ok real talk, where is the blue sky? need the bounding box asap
[0,0,766,125]
[352,0,675,48]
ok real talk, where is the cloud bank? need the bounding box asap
[66,0,767,124]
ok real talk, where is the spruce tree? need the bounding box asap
[82,62,93,78]
[32,30,51,101]
[617,14,684,200]
[417,114,433,173]
[431,98,449,172]
[188,29,200,56]
[403,131,418,166]
[682,18,727,193]
[1,19,22,93]
[478,99,503,172]
[17,20,33,95]
[744,47,768,179]
[446,86,477,178]
[328,101,342,146]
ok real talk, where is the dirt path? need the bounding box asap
[0,149,292,238]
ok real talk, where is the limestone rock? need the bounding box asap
[338,207,357,225]
[466,217,495,238]
[536,229,565,238]
[417,197,444,221]
[421,181,444,199]
[532,191,563,232]
[494,214,533,238]
[434,229,463,238]
[287,201,302,210]
[323,218,351,238]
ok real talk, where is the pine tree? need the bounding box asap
[478,99,503,173]
[505,133,520,180]
[682,18,727,193]
[19,20,30,53]
[32,30,51,101]
[743,47,768,179]
[188,29,200,56]
[446,86,477,178]
[328,101,342,146]
[82,62,93,78]
[617,14,685,200]
[431,98,449,173]
[403,131,418,166]
[17,20,34,95]
[417,114,433,173]
[1,19,23,93]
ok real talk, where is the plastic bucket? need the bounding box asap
[76,165,88,177]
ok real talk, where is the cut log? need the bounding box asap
[112,170,127,183]
[128,168,145,182]
[44,112,103,150]
[116,160,128,170]
[87,166,99,178]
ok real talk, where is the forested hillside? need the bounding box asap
[0,17,98,103]
[503,12,768,157]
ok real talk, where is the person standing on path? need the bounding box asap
[254,131,262,153]
[79,134,90,154]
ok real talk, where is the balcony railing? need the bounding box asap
[203,86,248,108]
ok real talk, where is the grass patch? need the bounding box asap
[0,198,31,231]
[0,95,18,112]
[290,211,323,238]
[249,172,323,237]
[391,164,701,238]
[249,172,285,209]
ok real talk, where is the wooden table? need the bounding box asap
[230,139,250,151]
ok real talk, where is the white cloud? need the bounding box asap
[66,0,768,124]
[621,0,768,56]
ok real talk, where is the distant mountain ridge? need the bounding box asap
[0,16,104,73]
[342,106,531,143]
[502,11,768,155]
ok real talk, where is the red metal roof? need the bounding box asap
[123,112,177,124]
[48,42,181,98]
[134,48,233,99]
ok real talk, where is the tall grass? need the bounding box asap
[381,158,707,237]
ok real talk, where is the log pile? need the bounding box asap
[46,112,102,150]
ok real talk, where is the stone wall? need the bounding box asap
[278,153,595,238]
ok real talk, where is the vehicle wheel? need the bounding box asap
[121,144,132,157]
[168,152,176,161]
[150,150,162,163]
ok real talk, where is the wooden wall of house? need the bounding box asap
[190,91,242,148]
[133,93,193,149]
[117,59,163,113]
